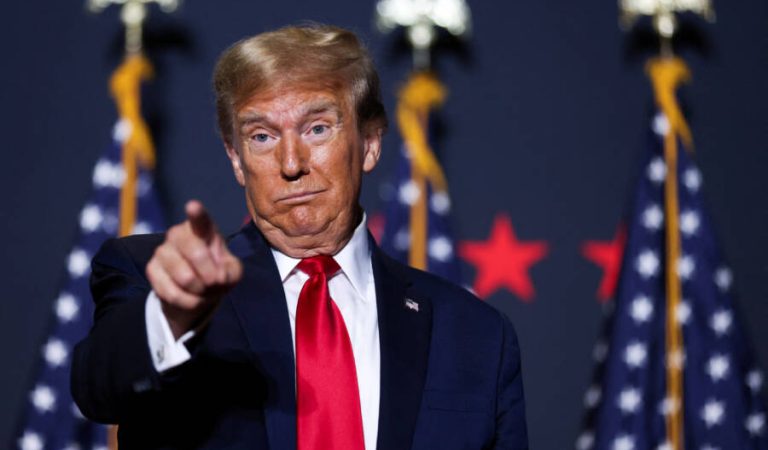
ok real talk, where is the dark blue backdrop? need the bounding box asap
[2,2,766,449]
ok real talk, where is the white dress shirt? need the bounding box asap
[145,217,380,450]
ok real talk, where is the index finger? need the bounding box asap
[185,200,216,243]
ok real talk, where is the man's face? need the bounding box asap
[225,83,382,256]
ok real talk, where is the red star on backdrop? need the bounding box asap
[459,214,549,302]
[581,224,626,303]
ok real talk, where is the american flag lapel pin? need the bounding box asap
[405,298,419,312]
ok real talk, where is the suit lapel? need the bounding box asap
[373,242,432,450]
[224,227,432,450]
[227,223,297,450]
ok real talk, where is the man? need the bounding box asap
[72,24,528,449]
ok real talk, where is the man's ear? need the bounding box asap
[225,142,246,186]
[362,125,383,173]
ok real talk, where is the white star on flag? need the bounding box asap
[642,204,664,231]
[112,118,132,141]
[714,267,733,291]
[706,354,730,382]
[428,236,453,262]
[683,167,702,192]
[92,159,126,188]
[629,295,654,323]
[132,221,153,235]
[676,255,695,280]
[710,309,733,337]
[136,173,153,196]
[747,370,764,392]
[30,385,56,413]
[701,399,726,427]
[647,157,667,184]
[613,434,636,450]
[746,412,765,436]
[679,210,700,236]
[618,387,642,414]
[398,180,421,205]
[656,442,672,450]
[430,191,451,214]
[79,204,103,233]
[636,249,660,278]
[652,113,670,136]
[43,338,69,368]
[394,228,410,251]
[18,431,44,450]
[584,385,601,408]
[55,293,79,323]
[101,211,119,235]
[624,341,648,369]
[675,301,691,325]
[576,431,594,450]
[67,249,91,278]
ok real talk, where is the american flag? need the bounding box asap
[577,103,768,449]
[14,60,165,450]
[379,72,461,283]
[379,142,461,282]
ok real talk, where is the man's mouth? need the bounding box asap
[277,189,324,204]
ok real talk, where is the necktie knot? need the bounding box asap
[297,255,340,278]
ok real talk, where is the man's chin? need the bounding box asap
[283,223,326,238]
[271,213,332,240]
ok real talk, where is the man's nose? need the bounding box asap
[278,134,309,180]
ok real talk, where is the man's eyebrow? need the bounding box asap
[302,101,343,120]
[237,112,267,128]
[237,100,344,130]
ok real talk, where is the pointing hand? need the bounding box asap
[146,200,243,339]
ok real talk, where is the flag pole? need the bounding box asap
[578,4,766,448]
[13,3,171,449]
[375,0,470,271]
[619,2,714,449]
[84,1,179,447]
[86,0,179,238]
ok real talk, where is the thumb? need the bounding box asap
[222,253,243,286]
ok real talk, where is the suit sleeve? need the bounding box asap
[493,315,529,449]
[71,236,165,424]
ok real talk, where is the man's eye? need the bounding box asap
[311,125,328,135]
[253,133,269,142]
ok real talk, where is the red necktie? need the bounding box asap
[295,256,365,450]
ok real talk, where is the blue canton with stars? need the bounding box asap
[379,140,461,284]
[14,121,166,450]
[578,113,767,450]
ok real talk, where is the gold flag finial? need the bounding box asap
[375,0,471,70]
[620,0,715,56]
[87,0,180,54]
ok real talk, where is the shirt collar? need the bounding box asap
[270,214,371,300]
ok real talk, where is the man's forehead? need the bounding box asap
[236,83,350,122]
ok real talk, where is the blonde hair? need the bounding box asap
[213,24,387,145]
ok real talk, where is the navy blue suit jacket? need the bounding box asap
[72,222,528,449]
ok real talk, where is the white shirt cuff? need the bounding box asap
[145,291,196,372]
